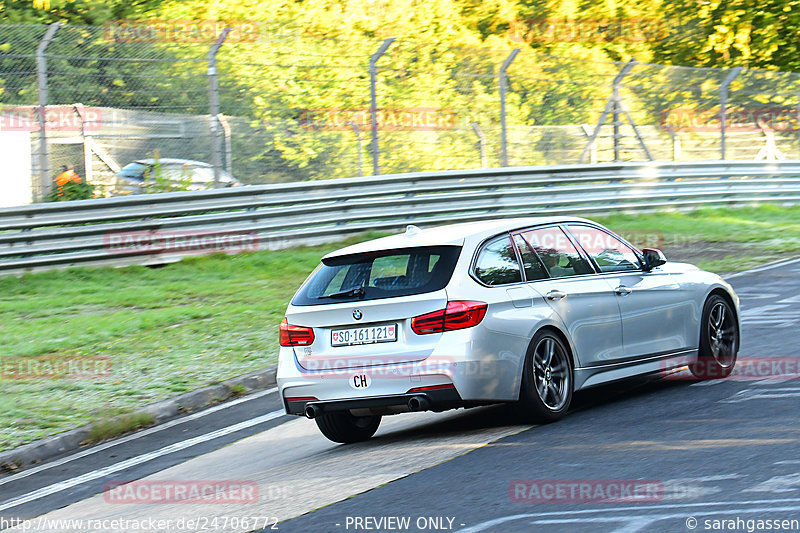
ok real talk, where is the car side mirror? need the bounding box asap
[642,248,667,270]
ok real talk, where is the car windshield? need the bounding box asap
[291,246,461,306]
[117,162,149,180]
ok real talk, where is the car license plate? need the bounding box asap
[331,324,397,346]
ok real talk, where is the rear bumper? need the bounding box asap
[284,386,463,416]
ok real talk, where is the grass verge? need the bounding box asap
[1,204,799,452]
[85,411,156,445]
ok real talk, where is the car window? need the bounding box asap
[369,254,409,286]
[566,225,641,273]
[474,236,522,286]
[518,227,594,278]
[513,234,548,281]
[292,246,461,306]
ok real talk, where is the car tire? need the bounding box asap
[690,294,739,380]
[518,329,573,423]
[315,412,381,443]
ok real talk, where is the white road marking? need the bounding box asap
[725,256,800,278]
[11,408,529,531]
[741,304,789,317]
[0,409,286,512]
[660,476,727,500]
[744,473,800,493]
[752,377,796,385]
[721,386,800,403]
[0,387,278,487]
[534,516,655,533]
[456,498,800,533]
[532,504,800,533]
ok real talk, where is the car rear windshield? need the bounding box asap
[291,246,462,306]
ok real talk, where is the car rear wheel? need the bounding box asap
[518,330,573,423]
[690,294,738,380]
[315,412,382,443]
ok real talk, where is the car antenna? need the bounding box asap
[405,225,421,237]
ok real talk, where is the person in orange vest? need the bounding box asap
[55,164,81,196]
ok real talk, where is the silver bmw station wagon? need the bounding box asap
[277,217,740,443]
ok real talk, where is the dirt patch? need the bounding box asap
[661,241,758,265]
[661,240,798,274]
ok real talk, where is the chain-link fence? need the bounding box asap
[2,22,800,203]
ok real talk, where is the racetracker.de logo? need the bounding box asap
[299,356,474,378]
[662,357,800,381]
[0,355,111,380]
[104,230,259,256]
[509,18,669,43]
[299,108,458,131]
[660,107,799,132]
[510,479,664,503]
[103,480,259,504]
[104,20,262,43]
[0,106,103,132]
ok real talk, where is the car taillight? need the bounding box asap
[411,301,487,335]
[279,318,315,346]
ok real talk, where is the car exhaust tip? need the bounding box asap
[407,395,430,412]
[304,404,321,419]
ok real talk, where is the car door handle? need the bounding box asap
[545,290,567,301]
[615,286,632,296]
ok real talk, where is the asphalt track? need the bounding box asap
[2,257,800,533]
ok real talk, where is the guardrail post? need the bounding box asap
[719,66,743,160]
[470,122,488,168]
[35,22,61,201]
[369,38,394,176]
[208,27,231,188]
[499,48,520,167]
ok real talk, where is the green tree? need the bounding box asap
[653,0,800,71]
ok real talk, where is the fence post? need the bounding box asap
[470,122,487,168]
[580,125,597,164]
[208,27,231,188]
[369,38,394,176]
[72,103,93,184]
[217,113,233,175]
[579,60,644,163]
[348,121,364,177]
[610,61,638,161]
[35,22,61,201]
[719,66,742,160]
[499,48,520,167]
[666,125,681,161]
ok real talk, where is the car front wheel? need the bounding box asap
[518,330,573,423]
[690,294,738,380]
[315,412,381,443]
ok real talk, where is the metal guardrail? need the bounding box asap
[3,160,800,275]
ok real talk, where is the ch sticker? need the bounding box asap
[349,374,372,389]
